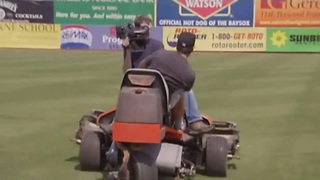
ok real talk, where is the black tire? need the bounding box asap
[79,131,106,171]
[205,136,228,177]
[129,152,158,180]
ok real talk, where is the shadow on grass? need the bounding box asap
[65,156,79,162]
[196,162,237,177]
[65,156,82,171]
[65,156,238,180]
[96,172,109,180]
[228,163,237,170]
[65,156,109,180]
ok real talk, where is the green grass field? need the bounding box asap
[1,49,320,180]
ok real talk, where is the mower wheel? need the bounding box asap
[129,152,158,180]
[205,136,228,177]
[79,114,97,125]
[79,131,106,171]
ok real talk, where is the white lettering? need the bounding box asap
[209,20,216,26]
[228,20,250,26]
[0,0,17,12]
[159,19,182,26]
[102,35,122,45]
[105,13,122,20]
[107,6,117,11]
[79,13,90,20]
[70,12,79,18]
[15,13,43,19]
[195,20,208,26]
[93,13,104,19]
[183,20,195,26]
[56,12,68,18]
[124,14,136,20]
[92,6,105,11]
[186,0,223,8]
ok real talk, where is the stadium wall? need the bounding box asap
[0,0,319,52]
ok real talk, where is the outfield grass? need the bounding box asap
[0,49,320,180]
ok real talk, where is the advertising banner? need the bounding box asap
[61,25,109,50]
[0,0,54,23]
[163,27,266,52]
[156,0,254,27]
[255,0,320,27]
[60,25,163,50]
[54,0,155,25]
[0,22,60,49]
[267,28,320,52]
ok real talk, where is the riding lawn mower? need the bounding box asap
[71,68,240,179]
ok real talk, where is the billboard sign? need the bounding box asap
[156,0,254,27]
[267,28,320,52]
[60,25,163,50]
[255,0,320,27]
[54,0,155,25]
[163,27,266,52]
[0,0,54,23]
[0,22,60,49]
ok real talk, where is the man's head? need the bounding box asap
[176,32,196,58]
[134,15,152,38]
[134,15,152,29]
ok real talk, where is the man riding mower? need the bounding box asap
[71,33,240,179]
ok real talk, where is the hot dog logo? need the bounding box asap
[173,0,238,19]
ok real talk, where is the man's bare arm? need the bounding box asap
[138,58,148,68]
[138,53,154,69]
[122,37,132,73]
[122,48,132,73]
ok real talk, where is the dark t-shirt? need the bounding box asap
[144,50,196,93]
[123,38,164,68]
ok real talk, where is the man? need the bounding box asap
[138,32,214,133]
[122,15,164,72]
[122,15,212,133]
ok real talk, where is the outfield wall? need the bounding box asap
[0,0,319,52]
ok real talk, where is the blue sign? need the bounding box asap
[156,0,254,27]
[60,25,164,50]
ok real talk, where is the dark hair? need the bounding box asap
[177,46,193,57]
[134,15,152,27]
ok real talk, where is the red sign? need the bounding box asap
[173,0,238,19]
[174,28,199,33]
[109,26,117,36]
[260,0,283,9]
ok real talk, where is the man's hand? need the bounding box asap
[122,37,130,49]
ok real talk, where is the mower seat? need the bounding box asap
[112,68,180,144]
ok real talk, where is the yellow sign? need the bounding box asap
[163,27,267,52]
[0,23,60,49]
